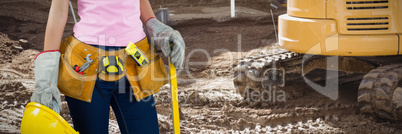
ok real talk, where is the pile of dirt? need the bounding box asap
[0,33,23,64]
[0,32,38,79]
[8,49,38,76]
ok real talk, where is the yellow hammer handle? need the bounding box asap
[169,44,180,134]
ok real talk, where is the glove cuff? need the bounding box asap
[34,51,61,89]
[34,50,60,60]
[145,17,156,25]
[146,18,174,33]
[145,18,159,28]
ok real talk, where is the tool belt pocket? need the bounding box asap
[125,47,168,100]
[58,54,86,98]
[137,54,167,90]
[58,37,98,100]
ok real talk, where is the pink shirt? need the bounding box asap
[73,0,146,46]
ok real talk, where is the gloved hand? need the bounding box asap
[146,18,185,69]
[31,51,62,114]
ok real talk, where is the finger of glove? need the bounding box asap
[169,39,184,57]
[170,35,184,68]
[177,54,184,69]
[171,51,181,64]
[51,87,62,113]
[169,34,185,58]
[30,90,45,106]
[160,35,172,57]
[171,52,183,69]
[31,86,60,109]
[42,86,62,113]
[173,59,183,69]
[171,45,182,63]
[170,45,181,60]
[52,99,60,114]
[38,89,53,109]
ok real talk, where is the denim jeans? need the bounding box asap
[65,45,159,134]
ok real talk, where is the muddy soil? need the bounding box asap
[1,0,402,134]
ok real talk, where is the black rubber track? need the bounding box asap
[358,64,402,120]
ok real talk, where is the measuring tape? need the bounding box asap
[100,56,124,75]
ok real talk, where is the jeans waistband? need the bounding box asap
[90,45,126,51]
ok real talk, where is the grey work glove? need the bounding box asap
[146,18,185,69]
[30,51,62,114]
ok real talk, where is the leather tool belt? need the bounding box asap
[58,36,168,102]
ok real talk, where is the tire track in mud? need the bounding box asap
[179,100,353,133]
[0,81,32,109]
[0,69,30,79]
[0,108,24,134]
[154,77,402,133]
[175,100,399,133]
[0,80,30,134]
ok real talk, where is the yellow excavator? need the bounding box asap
[234,0,402,120]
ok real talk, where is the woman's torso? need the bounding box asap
[73,0,145,47]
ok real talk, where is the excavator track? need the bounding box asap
[233,49,305,101]
[233,48,378,102]
[358,64,402,120]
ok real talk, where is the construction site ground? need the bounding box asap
[1,0,402,133]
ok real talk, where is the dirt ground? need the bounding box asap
[1,0,402,134]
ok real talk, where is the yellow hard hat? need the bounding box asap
[20,102,79,134]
